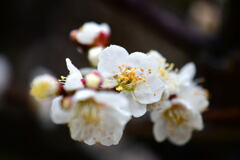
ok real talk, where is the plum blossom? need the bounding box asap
[70,22,110,48]
[51,89,131,146]
[98,45,165,117]
[150,62,209,145]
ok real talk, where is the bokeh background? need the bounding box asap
[0,0,240,159]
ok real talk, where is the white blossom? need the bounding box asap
[76,22,110,45]
[98,45,165,117]
[150,62,209,145]
[51,89,131,146]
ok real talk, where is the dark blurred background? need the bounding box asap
[0,0,240,159]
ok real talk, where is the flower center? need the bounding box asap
[163,104,187,125]
[114,64,146,91]
[158,63,177,80]
[76,99,103,124]
[30,81,52,99]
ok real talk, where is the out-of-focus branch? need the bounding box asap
[104,0,216,49]
[203,107,240,121]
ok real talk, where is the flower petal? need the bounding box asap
[51,96,72,124]
[99,23,110,34]
[168,125,192,146]
[98,45,129,78]
[72,89,96,102]
[80,67,97,76]
[66,58,82,77]
[121,91,146,117]
[76,22,101,45]
[64,73,84,91]
[134,75,165,104]
[128,52,159,73]
[94,91,130,118]
[178,86,209,112]
[153,120,167,142]
[179,62,196,83]
[147,50,166,68]
[188,111,204,130]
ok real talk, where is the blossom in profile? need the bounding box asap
[51,89,131,146]
[98,45,165,117]
[150,62,209,145]
[70,22,110,49]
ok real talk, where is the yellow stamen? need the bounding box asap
[163,104,187,125]
[114,65,146,91]
[75,99,103,124]
[30,82,53,99]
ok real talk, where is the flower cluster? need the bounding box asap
[30,22,209,146]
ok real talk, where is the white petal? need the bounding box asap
[147,50,166,68]
[64,73,84,91]
[179,62,196,83]
[94,91,130,117]
[80,67,97,76]
[128,52,159,73]
[121,91,146,117]
[66,58,82,76]
[188,111,204,130]
[153,120,167,142]
[98,45,129,78]
[76,22,101,45]
[101,77,117,88]
[168,125,192,146]
[134,75,165,104]
[150,110,160,122]
[88,46,103,67]
[99,108,129,145]
[51,96,72,124]
[100,23,110,34]
[178,86,209,112]
[72,89,96,102]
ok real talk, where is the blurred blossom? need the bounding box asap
[29,67,57,129]
[189,1,221,34]
[70,22,111,52]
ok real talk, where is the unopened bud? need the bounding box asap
[61,97,72,110]
[88,46,103,67]
[85,72,102,89]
